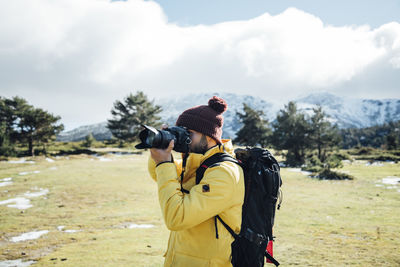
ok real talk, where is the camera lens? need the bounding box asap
[146,131,156,146]
[136,124,191,153]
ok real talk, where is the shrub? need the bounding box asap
[350,147,375,155]
[303,154,323,172]
[315,169,354,180]
[83,133,95,148]
[333,151,351,160]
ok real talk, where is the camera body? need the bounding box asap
[135,125,192,153]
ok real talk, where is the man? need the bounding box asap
[147,96,245,267]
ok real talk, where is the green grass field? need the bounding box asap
[0,151,399,266]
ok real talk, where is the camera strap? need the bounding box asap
[180,153,190,194]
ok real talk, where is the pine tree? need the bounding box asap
[107,91,162,143]
[83,133,96,148]
[0,96,30,145]
[0,120,15,156]
[309,105,341,162]
[271,101,312,166]
[386,121,399,150]
[0,97,14,155]
[18,106,64,156]
[234,103,271,147]
[1,96,64,156]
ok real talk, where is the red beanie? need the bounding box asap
[176,96,228,144]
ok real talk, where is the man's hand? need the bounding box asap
[150,139,174,165]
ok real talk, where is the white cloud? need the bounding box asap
[0,0,399,130]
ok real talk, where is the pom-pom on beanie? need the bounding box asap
[176,96,227,144]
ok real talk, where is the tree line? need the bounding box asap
[234,101,341,167]
[0,96,64,156]
[1,92,398,167]
[107,91,398,167]
[340,120,400,150]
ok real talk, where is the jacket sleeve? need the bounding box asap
[155,161,238,231]
[147,154,182,182]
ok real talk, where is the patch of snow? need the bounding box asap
[382,176,400,185]
[64,229,81,233]
[0,188,49,209]
[128,223,155,229]
[57,225,82,233]
[18,170,41,176]
[386,186,398,189]
[0,181,13,187]
[45,158,55,162]
[24,188,49,198]
[365,161,384,166]
[0,259,36,267]
[0,177,13,186]
[0,197,32,209]
[7,159,35,164]
[10,230,49,242]
[98,157,112,162]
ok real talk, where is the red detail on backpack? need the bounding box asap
[266,240,273,264]
[201,164,208,168]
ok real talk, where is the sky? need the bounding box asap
[0,0,400,131]
[152,0,400,28]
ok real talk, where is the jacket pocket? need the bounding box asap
[171,251,210,267]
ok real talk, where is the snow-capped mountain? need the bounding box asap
[295,92,400,128]
[56,92,400,141]
[157,92,276,139]
[56,121,112,141]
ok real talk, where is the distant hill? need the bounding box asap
[157,92,276,139]
[295,92,400,128]
[56,122,112,142]
[56,92,400,141]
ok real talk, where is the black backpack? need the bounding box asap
[194,147,283,267]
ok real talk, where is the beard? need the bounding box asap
[189,134,209,154]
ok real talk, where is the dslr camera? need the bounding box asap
[135,125,192,153]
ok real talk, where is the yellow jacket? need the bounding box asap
[148,139,245,267]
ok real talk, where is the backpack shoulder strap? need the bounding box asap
[195,152,239,184]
